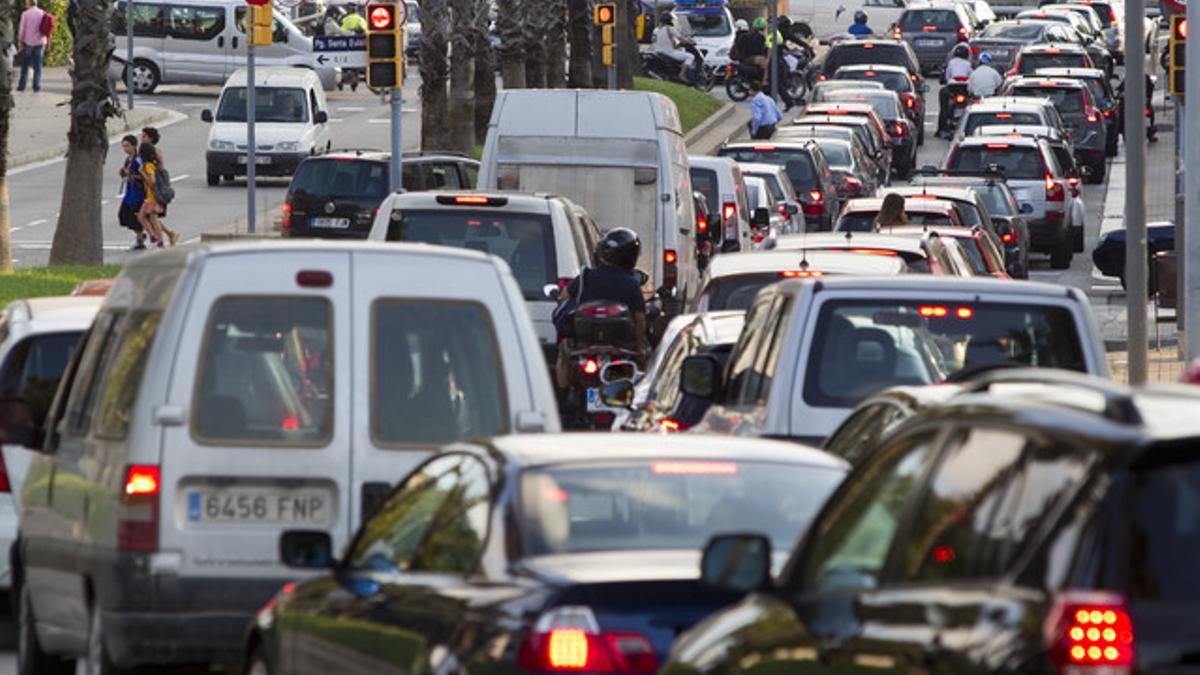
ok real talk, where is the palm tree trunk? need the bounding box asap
[523,0,548,88]
[446,0,475,154]
[496,0,525,88]
[0,0,17,271]
[545,0,567,87]
[472,0,496,140]
[418,0,450,151]
[567,0,592,87]
[616,0,637,88]
[49,0,114,265]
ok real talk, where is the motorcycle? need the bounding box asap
[560,300,643,430]
[641,42,716,92]
[724,45,815,103]
[940,80,971,136]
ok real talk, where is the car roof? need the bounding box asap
[887,186,981,202]
[887,225,980,239]
[841,197,958,214]
[4,296,103,330]
[831,38,909,49]
[723,139,818,151]
[390,190,557,213]
[813,80,886,92]
[688,155,740,172]
[1020,41,1089,53]
[738,162,788,176]
[772,232,929,256]
[705,249,908,277]
[973,125,1065,140]
[794,115,873,128]
[956,134,1043,148]
[969,98,1052,112]
[1007,75,1088,88]
[778,273,1080,298]
[804,102,878,115]
[914,175,1004,187]
[1034,67,1105,79]
[225,67,320,87]
[835,63,910,73]
[469,433,850,470]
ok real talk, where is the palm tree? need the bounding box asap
[49,0,115,265]
[521,0,548,87]
[545,0,566,87]
[446,0,475,154]
[566,0,592,87]
[418,0,450,151]
[496,0,524,87]
[0,0,19,271]
[472,0,495,140]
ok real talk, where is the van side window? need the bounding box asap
[167,5,225,40]
[462,162,478,188]
[93,311,163,440]
[111,2,166,37]
[192,296,333,446]
[63,312,116,437]
[372,300,508,446]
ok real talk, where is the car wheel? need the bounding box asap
[125,59,159,95]
[207,169,220,187]
[1073,226,1084,253]
[1088,161,1106,184]
[1050,241,1073,269]
[917,121,925,146]
[246,644,273,675]
[82,601,121,675]
[17,583,73,675]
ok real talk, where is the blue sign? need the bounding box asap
[313,34,367,52]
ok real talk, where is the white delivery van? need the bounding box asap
[201,67,331,183]
[478,89,699,316]
[790,0,914,42]
[5,241,558,672]
[109,0,338,93]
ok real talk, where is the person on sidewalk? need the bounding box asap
[748,81,783,140]
[16,0,48,93]
[118,135,147,250]
[137,143,179,247]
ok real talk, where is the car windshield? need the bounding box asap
[1011,86,1086,115]
[950,145,1046,180]
[827,45,909,73]
[519,460,844,554]
[803,299,1086,407]
[216,86,308,123]
[719,147,818,192]
[1127,459,1200,603]
[834,69,912,93]
[385,209,556,302]
[981,22,1044,39]
[963,111,1043,134]
[677,9,731,36]
[899,9,961,31]
[1019,52,1089,73]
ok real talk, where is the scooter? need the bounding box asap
[641,42,715,91]
[939,79,971,136]
[560,300,642,430]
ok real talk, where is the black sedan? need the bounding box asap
[244,434,847,674]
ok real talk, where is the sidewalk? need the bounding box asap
[8,67,176,170]
[1107,346,1186,384]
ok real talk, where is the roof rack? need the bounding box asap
[961,368,1141,425]
[326,148,386,156]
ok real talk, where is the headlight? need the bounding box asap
[275,141,301,152]
[210,140,235,151]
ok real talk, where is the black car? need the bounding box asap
[248,433,848,675]
[969,19,1071,73]
[819,88,920,173]
[665,369,1200,675]
[819,38,923,83]
[829,64,927,144]
[1093,221,1175,289]
[282,151,480,238]
[717,140,841,230]
[1035,67,1121,156]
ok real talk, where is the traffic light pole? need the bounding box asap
[1124,0,1147,382]
[247,41,257,234]
[389,86,402,192]
[1188,14,1200,361]
[125,0,134,110]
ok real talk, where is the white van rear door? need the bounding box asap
[157,251,353,578]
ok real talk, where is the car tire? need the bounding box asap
[246,644,274,675]
[1050,241,1073,269]
[125,59,159,95]
[83,601,121,675]
[1088,161,1106,184]
[17,583,73,675]
[1073,226,1084,253]
[917,121,925,146]
[207,169,220,187]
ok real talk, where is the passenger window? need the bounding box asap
[462,162,479,188]
[724,297,771,406]
[798,431,936,594]
[430,163,463,189]
[648,326,699,412]
[0,332,84,428]
[401,163,425,191]
[309,90,320,119]
[167,5,225,40]
[63,313,117,437]
[92,311,162,440]
[192,296,332,445]
[348,454,491,575]
[371,300,508,446]
[824,403,899,465]
[112,2,167,37]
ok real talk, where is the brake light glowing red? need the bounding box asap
[752,145,776,151]
[986,143,1011,149]
[863,41,875,48]
[453,195,492,205]
[1045,592,1134,670]
[995,112,1013,119]
[581,359,600,375]
[893,122,906,136]
[781,270,824,277]
[955,306,974,319]
[892,25,902,38]
[1046,173,1065,201]
[955,93,967,104]
[810,190,823,202]
[919,305,949,317]
[652,461,738,475]
[957,26,968,41]
[119,464,161,553]
[659,418,681,432]
[548,630,589,668]
[1001,232,1015,244]
[722,201,736,222]
[125,465,160,496]
[697,214,708,233]
[901,93,916,109]
[281,415,299,430]
[849,248,899,256]
[281,202,292,230]
[664,250,677,265]
[922,25,937,31]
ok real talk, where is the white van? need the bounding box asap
[201,67,331,183]
[478,89,699,316]
[5,241,558,672]
[790,0,914,42]
[109,0,338,93]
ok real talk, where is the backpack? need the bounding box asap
[154,165,176,205]
[38,11,54,39]
[551,268,589,337]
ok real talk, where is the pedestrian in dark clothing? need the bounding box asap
[118,134,146,250]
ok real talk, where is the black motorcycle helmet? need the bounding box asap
[854,9,868,24]
[659,12,673,25]
[953,43,970,59]
[597,228,642,271]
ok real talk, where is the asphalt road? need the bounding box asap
[10,77,422,268]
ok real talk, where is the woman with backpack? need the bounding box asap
[137,143,179,247]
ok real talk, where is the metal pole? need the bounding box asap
[1187,6,1200,361]
[1124,0,1147,382]
[247,41,257,234]
[1177,97,1185,331]
[125,0,134,110]
[768,0,778,103]
[608,63,617,89]
[389,86,402,192]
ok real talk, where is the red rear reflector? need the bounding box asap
[933,545,956,563]
[781,270,824,277]
[296,270,333,288]
[919,305,949,317]
[125,465,160,496]
[453,195,492,205]
[652,461,738,475]
[955,306,974,319]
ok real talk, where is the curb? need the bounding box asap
[7,107,186,173]
[684,102,736,148]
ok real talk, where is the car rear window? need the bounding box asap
[372,300,508,445]
[1126,459,1200,603]
[803,299,1086,407]
[291,158,389,200]
[834,69,912,93]
[748,173,787,201]
[1018,52,1089,73]
[814,141,852,167]
[837,210,953,232]
[690,167,720,216]
[899,9,961,31]
[386,209,556,302]
[1079,78,1112,107]
[519,460,844,554]
[1011,86,1086,115]
[1083,1,1116,24]
[964,111,1044,135]
[826,91,903,120]
[826,44,910,74]
[981,22,1045,39]
[703,273,791,311]
[949,144,1047,180]
[719,148,819,192]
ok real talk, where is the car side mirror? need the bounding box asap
[701,533,773,592]
[680,354,721,401]
[0,398,41,450]
[314,110,328,124]
[200,109,213,123]
[543,283,561,301]
[751,207,770,229]
[280,530,334,569]
[599,380,635,408]
[784,202,800,216]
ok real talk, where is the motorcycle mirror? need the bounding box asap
[600,362,639,385]
[635,270,650,286]
[543,284,561,301]
[656,285,678,300]
[599,380,636,409]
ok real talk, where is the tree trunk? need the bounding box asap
[523,0,548,88]
[0,0,17,271]
[418,0,450,151]
[496,0,525,87]
[567,0,592,87]
[446,0,475,154]
[472,2,496,140]
[49,0,115,265]
[545,0,567,87]
[616,0,637,88]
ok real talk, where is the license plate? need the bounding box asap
[587,387,615,413]
[915,38,941,47]
[311,217,350,229]
[236,155,273,165]
[186,487,331,526]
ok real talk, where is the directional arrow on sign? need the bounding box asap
[315,51,368,68]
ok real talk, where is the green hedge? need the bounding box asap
[42,0,71,68]
[0,265,121,306]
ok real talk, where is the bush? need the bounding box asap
[41,0,71,68]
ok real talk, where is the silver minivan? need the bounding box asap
[110,0,338,93]
[6,242,559,672]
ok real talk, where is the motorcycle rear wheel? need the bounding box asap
[725,75,750,101]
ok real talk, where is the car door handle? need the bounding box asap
[232,36,239,49]
[679,227,692,235]
[218,35,224,47]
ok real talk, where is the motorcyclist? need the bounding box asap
[968,51,1002,98]
[937,44,974,138]
[653,13,696,82]
[847,9,872,36]
[340,2,367,33]
[555,228,649,389]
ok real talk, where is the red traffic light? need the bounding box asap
[368,4,395,30]
[1178,17,1188,39]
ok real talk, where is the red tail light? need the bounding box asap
[957,26,968,42]
[919,305,949,317]
[1046,173,1065,202]
[1000,231,1014,244]
[722,201,736,223]
[843,176,863,194]
[781,269,824,277]
[557,277,572,291]
[1068,175,1079,188]
[776,204,788,216]
[281,202,292,230]
[118,464,160,553]
[810,190,824,202]
[697,214,708,233]
[664,250,678,290]
[1086,108,1100,124]
[955,93,967,104]
[893,122,906,136]
[1044,591,1134,672]
[518,607,659,673]
[892,25,902,38]
[970,45,980,55]
[659,418,682,432]
[900,93,916,109]
[1102,108,1114,118]
[1145,107,1152,117]
[580,358,600,375]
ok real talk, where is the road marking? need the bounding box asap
[368,118,389,124]
[329,117,345,123]
[139,100,161,106]
[101,199,109,205]
[183,236,200,244]
[338,106,365,112]
[179,102,208,108]
[174,174,190,181]
[10,227,21,232]
[25,219,46,227]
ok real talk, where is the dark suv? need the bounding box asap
[820,38,923,84]
[666,369,1200,675]
[282,151,479,238]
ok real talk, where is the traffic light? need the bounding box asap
[365,2,403,88]
[594,3,616,25]
[1170,14,1186,96]
[250,1,273,47]
[595,3,616,66]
